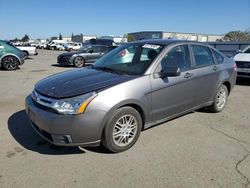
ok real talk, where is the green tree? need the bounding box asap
[59,33,62,40]
[223,30,250,41]
[21,34,29,42]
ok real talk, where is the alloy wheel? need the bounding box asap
[112,115,138,147]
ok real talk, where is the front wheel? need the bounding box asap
[102,107,142,153]
[1,56,19,71]
[22,51,29,59]
[74,56,85,67]
[207,84,228,113]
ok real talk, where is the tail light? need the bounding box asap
[119,50,126,57]
[233,62,237,71]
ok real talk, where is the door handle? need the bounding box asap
[213,66,218,71]
[184,72,193,78]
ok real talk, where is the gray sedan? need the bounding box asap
[25,40,237,152]
[57,44,117,67]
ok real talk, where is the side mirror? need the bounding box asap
[155,67,181,78]
[88,49,94,53]
[237,49,242,53]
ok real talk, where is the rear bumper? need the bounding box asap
[25,95,106,147]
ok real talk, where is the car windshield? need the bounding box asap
[243,47,250,53]
[78,45,92,52]
[93,43,164,75]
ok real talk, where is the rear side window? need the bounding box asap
[212,49,224,64]
[191,45,214,67]
[161,45,191,71]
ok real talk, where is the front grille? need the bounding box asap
[33,100,58,113]
[32,90,58,113]
[237,72,250,76]
[236,61,250,68]
[58,55,71,64]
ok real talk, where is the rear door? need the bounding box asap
[190,44,220,107]
[151,44,196,122]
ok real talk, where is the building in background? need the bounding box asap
[99,35,127,43]
[71,34,96,43]
[127,31,223,42]
[62,36,71,42]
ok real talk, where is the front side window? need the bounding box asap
[160,45,191,72]
[92,46,106,53]
[93,43,164,75]
[79,45,92,52]
[192,45,214,67]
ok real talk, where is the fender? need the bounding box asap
[97,98,149,140]
[0,53,22,67]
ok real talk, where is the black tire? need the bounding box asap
[1,56,19,71]
[22,51,29,59]
[74,56,85,67]
[102,107,142,153]
[207,84,228,113]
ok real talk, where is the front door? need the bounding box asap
[151,44,195,122]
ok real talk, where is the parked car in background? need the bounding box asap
[26,40,236,152]
[234,45,250,78]
[37,43,47,49]
[15,46,38,59]
[57,44,116,67]
[0,40,25,70]
[85,38,116,46]
[65,43,83,51]
[46,40,67,50]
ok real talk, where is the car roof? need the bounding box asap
[130,39,205,46]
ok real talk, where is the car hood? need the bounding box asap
[234,53,250,62]
[35,67,135,99]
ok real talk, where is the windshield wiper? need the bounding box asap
[92,65,124,75]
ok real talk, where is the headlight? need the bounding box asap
[52,92,97,115]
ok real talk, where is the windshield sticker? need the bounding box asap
[143,44,161,50]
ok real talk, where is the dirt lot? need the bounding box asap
[0,50,250,188]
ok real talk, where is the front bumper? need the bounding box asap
[57,55,72,65]
[25,95,106,147]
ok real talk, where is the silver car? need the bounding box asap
[25,40,237,152]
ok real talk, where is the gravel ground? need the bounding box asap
[0,49,250,188]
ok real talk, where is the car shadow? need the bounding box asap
[236,77,250,86]
[51,64,75,68]
[8,110,84,155]
[8,110,113,155]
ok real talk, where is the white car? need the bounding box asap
[16,46,38,59]
[234,46,250,78]
[38,43,47,49]
[66,43,82,51]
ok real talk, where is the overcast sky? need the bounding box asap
[0,0,249,39]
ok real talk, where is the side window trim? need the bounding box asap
[187,44,196,69]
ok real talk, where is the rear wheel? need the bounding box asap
[102,107,142,153]
[1,56,19,71]
[22,51,29,59]
[74,56,85,67]
[207,84,228,113]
